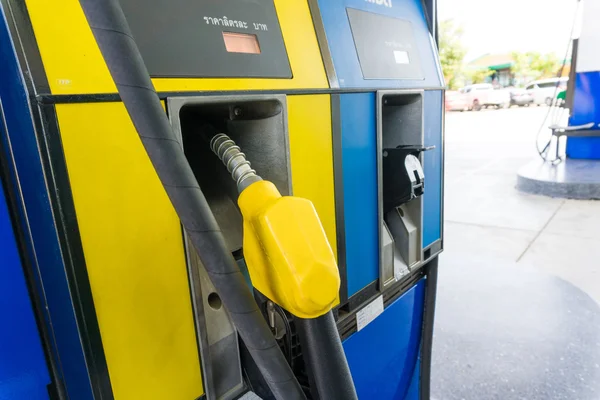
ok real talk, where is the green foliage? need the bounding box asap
[530,52,561,79]
[510,51,533,81]
[510,51,562,82]
[439,19,467,90]
[464,68,493,84]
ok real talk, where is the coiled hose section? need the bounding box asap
[209,133,262,193]
[77,1,305,399]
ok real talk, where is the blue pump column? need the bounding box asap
[567,0,600,159]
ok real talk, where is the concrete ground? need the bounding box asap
[432,106,600,400]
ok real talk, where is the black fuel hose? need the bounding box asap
[77,1,305,399]
[296,313,358,400]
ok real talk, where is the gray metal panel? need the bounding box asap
[347,8,424,80]
[238,392,263,400]
[193,249,245,400]
[211,334,244,399]
[180,234,245,400]
[119,0,291,78]
[380,222,395,289]
[386,206,420,268]
[424,239,443,261]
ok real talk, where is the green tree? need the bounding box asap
[510,51,533,83]
[464,68,493,84]
[511,51,562,82]
[530,52,561,79]
[439,19,467,89]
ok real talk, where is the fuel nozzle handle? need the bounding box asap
[211,133,357,399]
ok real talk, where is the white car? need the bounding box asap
[461,84,511,111]
[525,77,568,106]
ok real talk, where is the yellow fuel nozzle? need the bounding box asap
[210,134,340,318]
[239,180,340,318]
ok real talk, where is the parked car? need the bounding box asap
[525,77,568,106]
[445,90,470,111]
[461,83,511,111]
[509,88,534,107]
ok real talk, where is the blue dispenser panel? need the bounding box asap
[0,178,51,399]
[404,358,421,400]
[340,93,380,297]
[343,279,426,399]
[567,71,600,159]
[423,90,443,248]
[316,0,442,88]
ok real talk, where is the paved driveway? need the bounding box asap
[432,107,600,400]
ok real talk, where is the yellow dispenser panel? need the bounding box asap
[288,95,337,260]
[56,102,203,400]
[25,0,329,94]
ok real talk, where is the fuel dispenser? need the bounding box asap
[308,1,444,397]
[0,0,443,399]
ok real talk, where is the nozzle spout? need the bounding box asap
[209,133,262,193]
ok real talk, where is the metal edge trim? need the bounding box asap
[330,93,348,304]
[307,0,339,89]
[419,256,438,400]
[35,87,449,105]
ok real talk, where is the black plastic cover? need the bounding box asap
[382,145,427,212]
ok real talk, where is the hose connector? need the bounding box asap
[210,133,262,192]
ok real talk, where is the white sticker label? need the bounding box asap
[393,50,410,64]
[356,296,384,331]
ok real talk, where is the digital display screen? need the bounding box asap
[347,8,423,80]
[223,32,261,54]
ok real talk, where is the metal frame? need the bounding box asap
[168,94,290,400]
[169,94,291,195]
[376,89,426,292]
